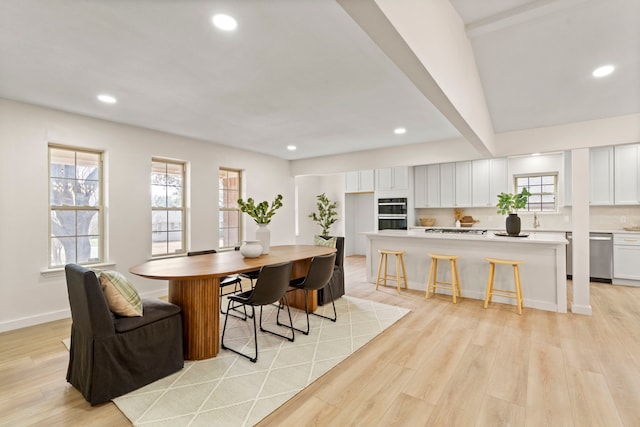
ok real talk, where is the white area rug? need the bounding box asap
[112,296,410,426]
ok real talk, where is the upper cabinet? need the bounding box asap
[375,166,409,191]
[589,146,614,205]
[415,158,507,209]
[614,143,640,204]
[455,161,472,207]
[439,163,456,207]
[414,164,440,208]
[472,158,508,207]
[345,170,374,193]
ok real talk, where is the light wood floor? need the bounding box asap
[2,256,639,426]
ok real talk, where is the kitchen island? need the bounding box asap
[365,229,568,313]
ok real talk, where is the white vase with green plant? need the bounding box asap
[496,188,531,236]
[308,193,338,237]
[237,194,283,254]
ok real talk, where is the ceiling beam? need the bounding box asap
[466,0,590,37]
[338,0,495,157]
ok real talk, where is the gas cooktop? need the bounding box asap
[424,228,487,235]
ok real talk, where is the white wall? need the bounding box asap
[0,99,295,332]
[290,113,640,176]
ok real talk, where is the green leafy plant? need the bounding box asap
[308,193,338,237]
[496,188,531,215]
[237,194,283,224]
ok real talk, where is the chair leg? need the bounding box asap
[311,285,337,323]
[399,254,408,289]
[514,265,523,315]
[450,259,457,304]
[395,255,401,292]
[259,296,295,342]
[426,258,435,298]
[221,300,258,362]
[457,261,461,299]
[484,262,495,308]
[220,300,258,363]
[432,260,439,296]
[290,289,311,335]
[376,253,384,290]
[221,286,248,320]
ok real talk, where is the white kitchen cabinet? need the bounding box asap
[614,234,640,282]
[345,171,359,193]
[455,161,472,207]
[589,146,614,205]
[439,163,456,208]
[414,164,440,208]
[414,165,427,207]
[614,143,640,205]
[472,159,490,207]
[490,158,509,199]
[472,158,508,207]
[375,166,409,191]
[345,170,374,193]
[426,164,441,207]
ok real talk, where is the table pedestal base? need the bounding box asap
[168,277,220,360]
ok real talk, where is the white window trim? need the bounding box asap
[48,144,104,268]
[514,172,559,213]
[151,158,187,257]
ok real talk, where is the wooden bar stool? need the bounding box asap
[484,257,525,314]
[376,249,408,292]
[426,253,462,303]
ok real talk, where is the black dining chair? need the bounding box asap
[187,249,243,315]
[277,253,337,335]
[234,245,261,288]
[220,261,295,362]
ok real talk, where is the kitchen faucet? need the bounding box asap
[533,212,540,229]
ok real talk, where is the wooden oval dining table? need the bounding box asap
[130,245,336,360]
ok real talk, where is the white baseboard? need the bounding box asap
[0,309,71,333]
[0,289,169,333]
[571,303,593,315]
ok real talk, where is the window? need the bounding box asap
[151,159,186,256]
[219,168,241,248]
[515,174,558,212]
[49,146,103,267]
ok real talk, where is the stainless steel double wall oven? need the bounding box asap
[377,197,407,230]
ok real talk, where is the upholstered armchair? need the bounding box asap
[316,236,345,305]
[64,264,184,405]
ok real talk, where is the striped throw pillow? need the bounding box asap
[97,270,143,317]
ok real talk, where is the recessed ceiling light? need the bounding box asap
[394,127,406,135]
[287,145,297,151]
[592,65,615,78]
[97,94,117,104]
[212,14,237,31]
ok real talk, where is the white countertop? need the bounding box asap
[365,229,568,245]
[410,226,640,235]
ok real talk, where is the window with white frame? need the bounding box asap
[515,173,558,212]
[219,168,241,249]
[49,145,103,267]
[151,159,186,256]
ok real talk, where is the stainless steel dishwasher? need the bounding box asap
[566,232,613,283]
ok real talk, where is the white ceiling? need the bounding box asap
[0,0,638,160]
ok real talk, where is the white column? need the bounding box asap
[571,148,592,315]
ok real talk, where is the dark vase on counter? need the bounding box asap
[506,213,521,236]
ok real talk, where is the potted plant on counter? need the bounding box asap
[237,194,283,254]
[496,188,531,236]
